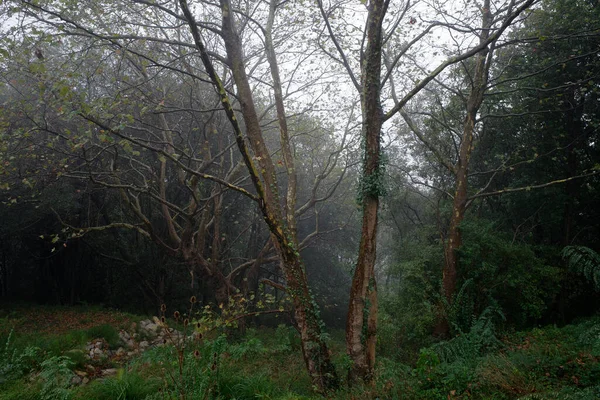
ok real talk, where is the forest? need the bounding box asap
[0,0,599,398]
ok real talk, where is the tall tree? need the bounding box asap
[177,0,339,389]
[3,0,355,390]
[318,0,536,378]
[398,0,600,334]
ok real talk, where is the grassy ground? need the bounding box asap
[1,304,599,399]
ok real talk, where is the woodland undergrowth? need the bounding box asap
[1,304,599,400]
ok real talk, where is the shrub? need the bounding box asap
[458,219,562,328]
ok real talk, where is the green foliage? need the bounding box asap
[517,385,600,400]
[403,317,600,399]
[1,305,600,400]
[81,369,160,400]
[86,324,121,348]
[442,278,476,334]
[576,319,600,357]
[357,150,388,204]
[379,239,442,361]
[63,350,87,370]
[217,372,279,399]
[0,379,41,400]
[0,331,41,382]
[22,331,88,358]
[39,356,75,400]
[458,218,562,327]
[562,246,600,290]
[432,306,504,364]
[229,336,266,360]
[273,324,301,353]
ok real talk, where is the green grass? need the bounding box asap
[85,324,121,348]
[1,304,600,400]
[0,379,41,400]
[73,369,161,400]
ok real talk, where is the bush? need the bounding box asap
[458,219,562,328]
[379,249,440,362]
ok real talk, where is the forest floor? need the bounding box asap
[1,304,599,399]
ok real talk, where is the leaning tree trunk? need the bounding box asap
[277,242,339,390]
[346,0,387,384]
[178,0,338,391]
[435,1,492,337]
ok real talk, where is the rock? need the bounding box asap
[116,347,125,356]
[82,377,90,385]
[74,370,88,377]
[145,323,158,333]
[119,330,131,341]
[93,348,103,356]
[102,368,117,376]
[95,341,103,349]
[126,339,135,348]
[139,340,149,349]
[71,375,83,385]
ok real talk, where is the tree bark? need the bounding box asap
[435,1,492,337]
[178,0,338,391]
[346,0,387,384]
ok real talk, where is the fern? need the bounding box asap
[437,278,475,334]
[0,330,42,382]
[39,356,75,400]
[562,246,600,290]
[433,306,505,364]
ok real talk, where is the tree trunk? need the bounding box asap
[346,0,387,384]
[562,88,582,246]
[436,124,471,336]
[178,0,338,391]
[277,242,338,390]
[435,2,492,337]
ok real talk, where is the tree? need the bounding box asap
[2,0,360,390]
[396,0,600,334]
[317,0,537,378]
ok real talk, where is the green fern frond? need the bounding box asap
[562,246,600,290]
